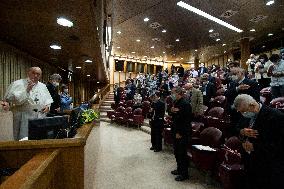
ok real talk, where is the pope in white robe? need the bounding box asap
[4,67,53,140]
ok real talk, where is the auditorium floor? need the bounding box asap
[85,121,221,189]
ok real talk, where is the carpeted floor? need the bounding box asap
[85,122,222,189]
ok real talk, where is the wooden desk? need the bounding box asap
[0,122,96,189]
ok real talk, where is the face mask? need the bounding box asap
[231,75,238,81]
[242,112,256,119]
[53,82,59,87]
[171,94,176,101]
[63,89,69,93]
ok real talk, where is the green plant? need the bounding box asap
[80,109,100,124]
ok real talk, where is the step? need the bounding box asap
[100,106,111,109]
[140,126,151,134]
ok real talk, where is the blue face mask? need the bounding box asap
[242,112,256,119]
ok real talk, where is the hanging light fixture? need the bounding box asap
[265,0,275,6]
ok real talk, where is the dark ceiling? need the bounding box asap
[0,0,107,82]
[109,0,284,62]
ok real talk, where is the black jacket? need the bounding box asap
[201,82,216,106]
[197,67,208,76]
[237,105,284,189]
[46,82,61,114]
[171,97,192,136]
[151,100,165,121]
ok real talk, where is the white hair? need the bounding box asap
[233,94,256,109]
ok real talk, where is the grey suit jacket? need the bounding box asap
[191,88,203,115]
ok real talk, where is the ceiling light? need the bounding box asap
[224,51,227,53]
[57,17,73,27]
[136,39,140,42]
[181,58,184,60]
[117,31,122,34]
[85,60,92,63]
[177,1,243,33]
[50,44,61,50]
[250,29,256,32]
[97,81,100,84]
[75,66,81,69]
[222,43,226,46]
[216,38,221,41]
[262,45,266,48]
[117,46,121,49]
[163,52,166,54]
[87,75,90,77]
[209,29,214,33]
[131,52,136,54]
[195,49,198,52]
[144,17,150,22]
[176,39,180,42]
[266,0,275,6]
[162,29,167,33]
[151,46,155,49]
[268,33,273,36]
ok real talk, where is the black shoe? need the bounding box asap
[171,170,180,175]
[150,147,154,150]
[154,149,162,152]
[175,175,189,181]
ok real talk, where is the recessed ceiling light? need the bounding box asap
[163,52,166,54]
[131,52,136,54]
[250,29,256,32]
[266,0,275,6]
[181,58,184,60]
[262,45,266,48]
[162,29,167,33]
[117,46,121,49]
[224,51,227,53]
[50,44,61,50]
[268,33,273,36]
[151,46,155,49]
[177,1,243,33]
[87,75,90,77]
[195,49,198,52]
[144,17,150,22]
[176,39,180,42]
[57,17,73,27]
[216,38,221,41]
[209,29,214,33]
[85,60,92,63]
[222,43,226,46]
[117,31,122,34]
[201,54,204,56]
[136,39,141,42]
[76,66,81,69]
[97,81,100,84]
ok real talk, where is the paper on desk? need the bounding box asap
[192,145,216,152]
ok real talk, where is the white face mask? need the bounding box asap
[231,75,239,81]
[63,89,69,93]
[53,82,59,87]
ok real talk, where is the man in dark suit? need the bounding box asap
[46,74,62,115]
[149,93,165,152]
[170,86,192,181]
[200,74,216,106]
[225,68,260,133]
[233,94,284,189]
[197,63,208,77]
[177,64,185,78]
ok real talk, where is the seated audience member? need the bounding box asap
[184,83,203,117]
[200,73,216,106]
[46,73,62,115]
[60,84,73,112]
[233,94,284,189]
[267,54,284,99]
[4,67,53,140]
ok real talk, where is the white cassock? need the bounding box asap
[4,78,53,140]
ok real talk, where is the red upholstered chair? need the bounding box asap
[125,100,134,108]
[218,137,245,189]
[118,107,133,125]
[210,96,227,109]
[107,110,115,119]
[111,106,125,122]
[141,101,151,118]
[163,127,173,145]
[118,101,126,108]
[129,108,144,127]
[216,88,226,96]
[191,127,223,173]
[260,87,272,105]
[111,103,118,110]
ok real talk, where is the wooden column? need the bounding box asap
[240,37,250,69]
[194,57,199,69]
[154,65,157,75]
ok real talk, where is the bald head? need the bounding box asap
[28,67,42,83]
